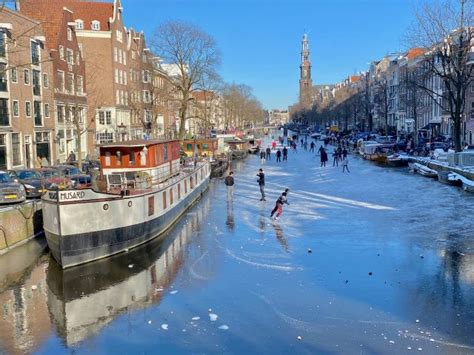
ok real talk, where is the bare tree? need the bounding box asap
[408,0,473,151]
[151,21,221,140]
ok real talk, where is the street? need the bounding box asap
[2,137,474,354]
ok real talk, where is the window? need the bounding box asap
[67,73,74,94]
[129,150,135,166]
[31,41,40,65]
[116,30,123,43]
[97,132,113,144]
[0,64,7,92]
[34,101,42,126]
[114,47,118,62]
[76,19,84,30]
[148,196,154,216]
[57,105,64,123]
[91,21,101,31]
[67,49,74,65]
[162,191,167,209]
[98,111,105,125]
[43,73,48,88]
[0,99,8,126]
[57,71,64,92]
[25,101,31,117]
[115,68,119,83]
[0,32,5,58]
[59,45,64,60]
[118,49,122,64]
[143,90,151,103]
[44,103,50,118]
[24,69,30,85]
[116,90,120,104]
[77,75,84,95]
[32,70,41,96]
[106,111,112,124]
[11,68,17,83]
[12,133,20,166]
[67,28,73,41]
[12,100,19,117]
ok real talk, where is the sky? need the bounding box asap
[122,0,417,110]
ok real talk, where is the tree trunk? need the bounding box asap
[453,113,462,152]
[178,100,188,140]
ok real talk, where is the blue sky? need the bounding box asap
[122,0,416,110]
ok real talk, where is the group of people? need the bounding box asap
[225,168,290,221]
[260,145,289,163]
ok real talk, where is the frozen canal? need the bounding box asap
[1,138,474,354]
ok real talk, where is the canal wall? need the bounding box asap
[0,201,44,255]
[407,157,474,180]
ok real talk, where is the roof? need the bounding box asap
[99,139,178,148]
[349,75,361,83]
[19,0,114,43]
[191,91,217,101]
[406,48,425,60]
[61,1,114,31]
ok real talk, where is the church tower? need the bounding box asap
[299,33,312,107]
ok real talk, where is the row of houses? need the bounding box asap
[0,0,227,170]
[332,41,474,145]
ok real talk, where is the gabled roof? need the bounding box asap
[62,1,114,31]
[406,48,425,60]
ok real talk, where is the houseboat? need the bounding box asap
[181,139,218,158]
[42,139,210,269]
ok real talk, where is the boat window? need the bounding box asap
[195,173,198,182]
[163,144,168,161]
[184,179,187,193]
[116,151,121,166]
[178,183,181,199]
[162,191,167,209]
[148,196,154,216]
[129,150,135,166]
[105,152,111,166]
[169,188,173,205]
[190,176,193,189]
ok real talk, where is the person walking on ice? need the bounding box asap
[342,156,350,173]
[276,149,282,162]
[257,168,266,201]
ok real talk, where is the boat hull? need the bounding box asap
[43,163,210,269]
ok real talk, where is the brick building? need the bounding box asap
[19,1,89,164]
[0,8,55,169]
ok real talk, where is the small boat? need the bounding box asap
[363,144,394,163]
[411,163,438,178]
[462,177,474,193]
[386,153,408,167]
[438,171,463,186]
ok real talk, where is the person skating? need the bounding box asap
[260,150,266,164]
[310,141,315,153]
[276,149,282,162]
[342,147,348,159]
[257,168,266,201]
[271,188,289,218]
[224,171,235,195]
[332,150,339,167]
[266,146,271,160]
[342,156,350,173]
[282,146,288,161]
[272,192,289,220]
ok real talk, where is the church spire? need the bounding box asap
[299,33,312,107]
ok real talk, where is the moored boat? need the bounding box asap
[411,162,438,178]
[438,171,463,186]
[42,139,211,269]
[386,153,408,167]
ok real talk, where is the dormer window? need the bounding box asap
[75,19,84,30]
[91,21,101,31]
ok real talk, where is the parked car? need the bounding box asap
[8,169,49,198]
[428,142,448,151]
[55,165,91,188]
[0,171,26,204]
[35,168,73,190]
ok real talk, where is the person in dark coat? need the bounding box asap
[342,148,348,159]
[310,141,315,153]
[266,146,271,160]
[257,168,266,201]
[276,149,282,162]
[320,148,328,167]
[282,146,288,161]
[272,192,289,220]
